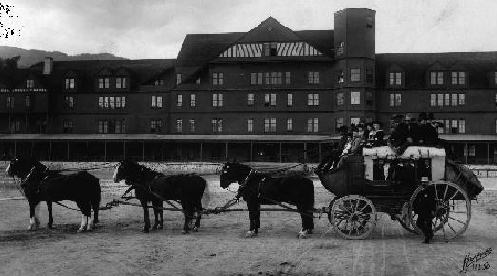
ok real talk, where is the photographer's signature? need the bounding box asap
[460,248,492,273]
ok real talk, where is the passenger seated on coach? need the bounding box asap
[315,126,350,173]
[365,121,385,148]
[388,114,418,155]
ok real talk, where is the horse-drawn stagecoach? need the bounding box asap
[318,145,483,240]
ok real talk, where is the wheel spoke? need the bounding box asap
[443,184,449,201]
[434,182,439,200]
[449,216,467,225]
[449,190,460,200]
[447,222,457,234]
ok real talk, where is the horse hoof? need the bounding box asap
[182,230,189,234]
[142,228,150,233]
[298,230,309,239]
[77,228,85,233]
[193,227,199,232]
[151,226,158,231]
[245,231,257,238]
[47,224,53,229]
[158,225,164,230]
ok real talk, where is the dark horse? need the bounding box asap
[7,157,101,232]
[113,160,207,233]
[219,162,314,238]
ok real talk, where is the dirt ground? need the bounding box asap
[1,173,496,276]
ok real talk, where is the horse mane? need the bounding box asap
[124,160,164,181]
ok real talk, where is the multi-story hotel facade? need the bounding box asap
[1,8,496,164]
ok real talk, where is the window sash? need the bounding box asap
[285,72,291,84]
[247,119,253,133]
[287,118,293,131]
[177,95,183,106]
[189,119,195,132]
[430,94,436,106]
[337,92,344,105]
[458,94,465,105]
[190,94,196,107]
[248,93,254,105]
[351,69,360,82]
[351,91,361,105]
[287,93,293,106]
[444,93,450,106]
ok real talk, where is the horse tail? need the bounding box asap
[199,177,210,210]
[90,175,101,224]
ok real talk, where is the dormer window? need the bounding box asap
[154,80,164,86]
[98,78,110,89]
[389,72,402,85]
[337,71,344,84]
[26,79,34,89]
[451,72,465,85]
[115,77,127,89]
[176,74,182,85]
[430,71,444,85]
[336,42,344,56]
[350,69,361,82]
[65,78,75,89]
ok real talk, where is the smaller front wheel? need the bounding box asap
[330,195,377,240]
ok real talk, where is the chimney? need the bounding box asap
[43,57,53,75]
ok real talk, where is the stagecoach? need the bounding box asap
[318,146,483,240]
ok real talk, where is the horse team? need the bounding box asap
[6,157,314,238]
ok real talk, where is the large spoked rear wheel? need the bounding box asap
[330,195,377,240]
[408,181,471,240]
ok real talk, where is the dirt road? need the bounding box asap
[1,175,496,275]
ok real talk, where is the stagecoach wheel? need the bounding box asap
[408,181,471,240]
[399,202,417,234]
[331,195,377,240]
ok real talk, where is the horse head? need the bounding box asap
[219,162,251,189]
[7,157,46,179]
[20,166,44,195]
[113,159,143,184]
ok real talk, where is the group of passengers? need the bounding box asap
[315,112,443,174]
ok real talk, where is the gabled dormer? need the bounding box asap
[385,64,405,89]
[426,62,446,87]
[95,68,112,90]
[13,73,46,92]
[218,17,324,58]
[114,67,130,90]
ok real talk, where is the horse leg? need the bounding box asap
[182,203,193,234]
[28,201,40,231]
[91,198,100,225]
[297,205,313,239]
[245,200,260,238]
[193,199,202,232]
[158,202,164,230]
[141,200,151,233]
[47,201,53,229]
[152,200,160,230]
[76,201,91,232]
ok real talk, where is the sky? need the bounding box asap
[2,0,497,59]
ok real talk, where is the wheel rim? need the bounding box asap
[331,195,376,240]
[408,181,471,240]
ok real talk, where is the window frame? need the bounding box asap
[350,91,361,105]
[350,68,361,82]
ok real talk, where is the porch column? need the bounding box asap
[279,143,282,163]
[303,142,308,163]
[487,143,490,165]
[464,143,468,164]
[123,141,126,160]
[142,141,145,161]
[318,143,322,162]
[48,141,52,161]
[199,142,203,161]
[67,141,70,161]
[225,142,229,161]
[14,140,17,157]
[250,142,253,162]
[104,141,107,162]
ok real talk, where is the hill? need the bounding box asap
[0,46,127,67]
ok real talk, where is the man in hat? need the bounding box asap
[413,187,437,243]
[371,120,385,146]
[388,114,414,154]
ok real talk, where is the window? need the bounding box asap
[265,72,270,84]
[458,120,466,134]
[10,120,21,133]
[336,117,344,129]
[65,78,75,89]
[336,42,344,56]
[196,78,200,84]
[26,79,34,89]
[287,93,293,107]
[308,72,320,84]
[337,71,344,84]
[257,73,263,85]
[458,94,465,105]
[351,91,361,105]
[430,94,437,106]
[263,42,278,57]
[307,118,319,133]
[264,93,276,106]
[150,120,162,133]
[151,96,163,108]
[451,94,458,106]
[63,120,73,133]
[189,119,196,132]
[389,93,401,107]
[287,118,293,131]
[337,92,344,105]
[444,93,450,106]
[176,74,182,85]
[211,118,223,133]
[115,77,126,89]
[98,78,110,89]
[437,93,444,106]
[430,71,444,85]
[247,119,254,133]
[98,96,125,109]
[350,69,361,82]
[177,94,183,107]
[98,121,108,134]
[389,72,402,85]
[285,72,291,84]
[264,118,276,133]
[65,96,74,109]
[307,93,319,106]
[351,117,361,126]
[365,91,373,106]
[176,119,183,133]
[212,72,223,85]
[190,94,196,107]
[115,120,125,134]
[366,68,374,83]
[25,95,31,108]
[270,72,282,84]
[212,93,223,107]
[97,120,125,134]
[154,79,164,86]
[247,93,254,106]
[250,73,257,85]
[451,72,465,85]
